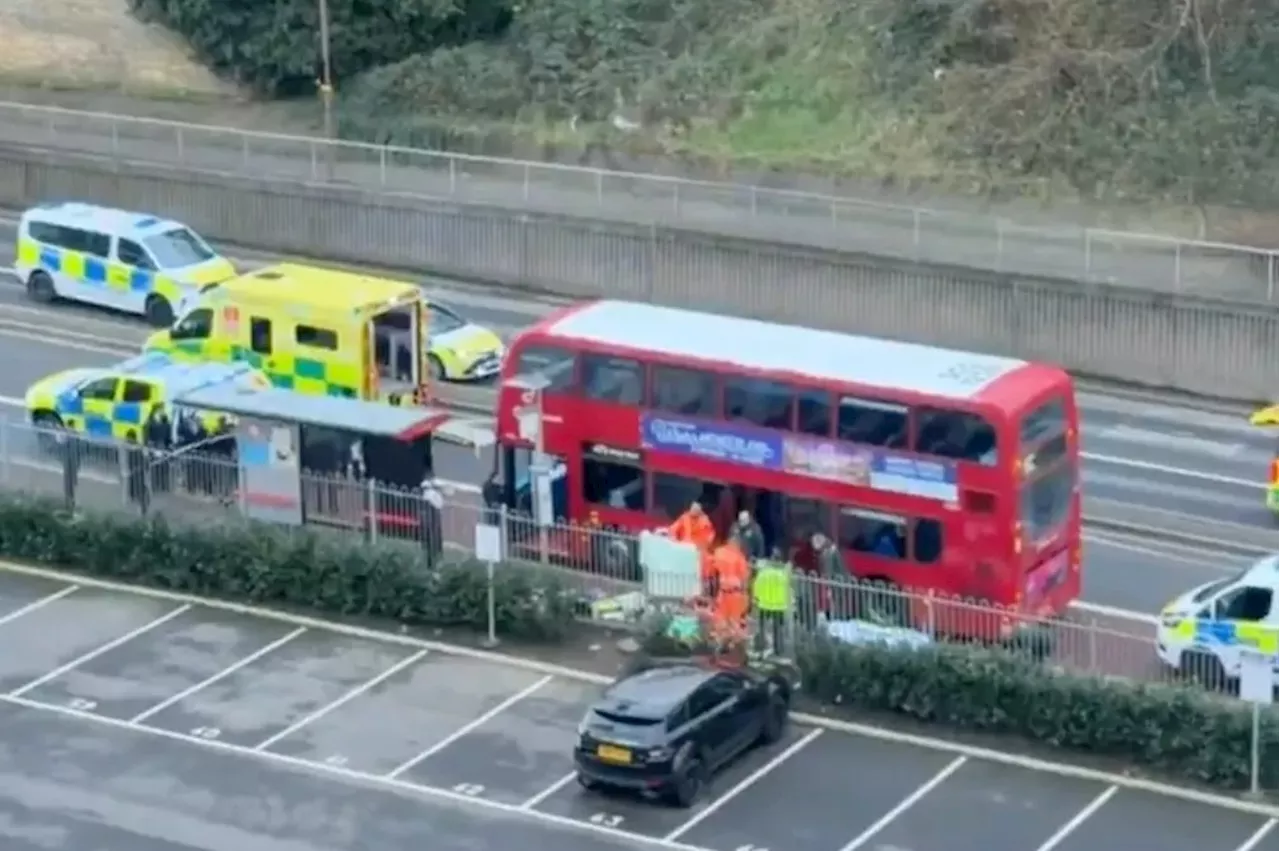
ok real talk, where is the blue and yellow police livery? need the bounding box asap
[15,202,235,327]
[1157,553,1279,694]
[25,352,270,443]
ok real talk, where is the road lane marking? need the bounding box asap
[1031,785,1118,851]
[385,675,553,779]
[251,648,430,751]
[664,727,823,842]
[129,626,307,723]
[1089,423,1248,459]
[836,754,969,851]
[520,770,578,810]
[7,603,192,697]
[1233,819,1278,851]
[0,584,79,627]
[0,692,718,851]
[1083,452,1258,488]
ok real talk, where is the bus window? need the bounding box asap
[1020,398,1066,447]
[582,354,644,405]
[796,388,832,436]
[651,365,718,417]
[838,507,907,560]
[914,408,998,465]
[837,397,908,448]
[912,519,943,563]
[652,471,724,521]
[514,345,577,393]
[581,443,645,510]
[725,376,793,430]
[781,496,831,550]
[1021,463,1074,542]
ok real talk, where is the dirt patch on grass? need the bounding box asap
[0,0,237,97]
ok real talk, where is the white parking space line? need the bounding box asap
[251,648,430,751]
[1233,819,1278,851]
[0,584,78,626]
[385,675,553,779]
[836,754,969,851]
[1032,785,1119,851]
[665,727,823,842]
[520,770,578,811]
[7,603,192,698]
[0,692,717,851]
[129,626,307,723]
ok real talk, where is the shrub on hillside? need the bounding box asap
[128,0,511,95]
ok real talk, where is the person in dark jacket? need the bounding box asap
[729,510,766,561]
[126,442,150,514]
[144,407,173,495]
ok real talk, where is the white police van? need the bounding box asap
[1157,553,1279,694]
[14,203,235,326]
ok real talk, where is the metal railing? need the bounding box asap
[0,100,1274,293]
[2,417,1226,699]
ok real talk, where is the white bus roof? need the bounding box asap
[545,301,1029,400]
[23,202,184,236]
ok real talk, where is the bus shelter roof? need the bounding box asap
[173,383,483,445]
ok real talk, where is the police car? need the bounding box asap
[25,351,269,444]
[15,203,236,327]
[1156,553,1279,694]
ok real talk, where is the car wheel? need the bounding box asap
[428,354,447,381]
[145,295,174,328]
[758,694,789,746]
[32,411,65,454]
[27,271,56,303]
[665,758,706,808]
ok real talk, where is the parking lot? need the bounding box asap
[0,567,1274,851]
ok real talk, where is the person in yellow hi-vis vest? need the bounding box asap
[752,551,792,655]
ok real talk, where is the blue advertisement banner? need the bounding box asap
[639,414,958,502]
[641,414,781,469]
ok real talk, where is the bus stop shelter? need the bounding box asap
[171,384,493,534]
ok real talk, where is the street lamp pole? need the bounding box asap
[317,0,335,177]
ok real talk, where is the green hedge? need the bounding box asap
[642,619,1279,794]
[0,495,575,642]
[0,494,1274,794]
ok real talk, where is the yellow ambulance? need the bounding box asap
[142,263,429,406]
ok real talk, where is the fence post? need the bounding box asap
[367,477,378,544]
[0,418,9,486]
[1088,617,1098,672]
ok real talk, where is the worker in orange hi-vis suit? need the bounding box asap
[669,501,715,551]
[708,559,751,658]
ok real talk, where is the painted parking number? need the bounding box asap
[67,698,98,711]
[452,783,485,796]
[590,813,624,827]
[736,846,770,851]
[190,726,221,740]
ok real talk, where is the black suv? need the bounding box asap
[574,661,792,807]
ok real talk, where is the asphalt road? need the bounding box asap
[0,568,1274,851]
[0,102,1264,298]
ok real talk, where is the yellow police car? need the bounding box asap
[427,301,505,381]
[26,351,269,444]
[1157,553,1279,694]
[16,202,235,327]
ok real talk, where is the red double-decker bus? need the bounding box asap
[494,300,1080,621]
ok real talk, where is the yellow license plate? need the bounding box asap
[596,744,631,764]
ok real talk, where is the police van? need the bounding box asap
[1156,553,1279,695]
[15,203,235,327]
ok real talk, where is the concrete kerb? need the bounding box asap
[0,559,1273,817]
